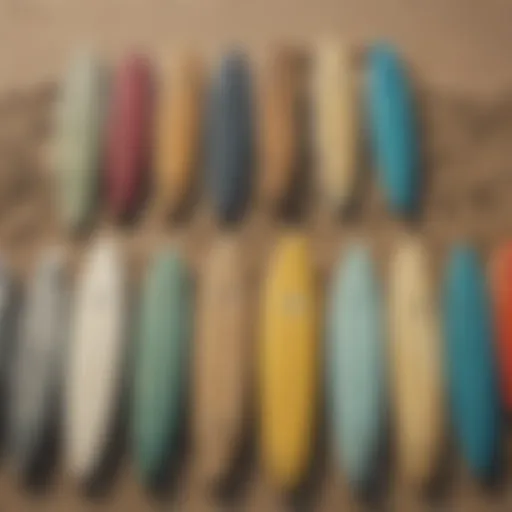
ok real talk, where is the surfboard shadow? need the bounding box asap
[406,418,453,506]
[82,286,138,498]
[284,288,328,512]
[82,376,129,498]
[208,299,259,505]
[144,381,191,500]
[21,394,62,493]
[355,400,393,508]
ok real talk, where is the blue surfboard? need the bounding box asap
[442,245,500,479]
[206,50,253,223]
[366,42,419,214]
[327,243,386,489]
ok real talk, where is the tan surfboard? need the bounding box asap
[154,53,202,215]
[259,48,302,211]
[388,236,444,488]
[312,41,358,212]
[194,235,249,489]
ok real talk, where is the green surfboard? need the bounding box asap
[132,248,193,485]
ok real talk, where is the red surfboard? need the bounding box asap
[106,54,153,218]
[491,242,512,412]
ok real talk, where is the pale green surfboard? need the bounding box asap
[132,248,193,485]
[55,49,106,231]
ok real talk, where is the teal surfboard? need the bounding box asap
[132,248,193,484]
[55,49,106,231]
[366,43,419,214]
[442,245,500,479]
[327,243,386,489]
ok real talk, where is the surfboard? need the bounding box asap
[10,247,68,476]
[154,53,202,215]
[327,242,385,489]
[65,236,127,483]
[194,236,249,489]
[259,48,301,210]
[259,234,317,491]
[106,53,152,219]
[0,259,19,369]
[313,41,358,212]
[55,49,105,231]
[207,50,253,223]
[443,244,500,478]
[366,42,419,214]
[388,236,444,488]
[133,248,193,484]
[490,242,512,413]
[0,260,21,450]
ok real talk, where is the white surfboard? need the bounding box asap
[65,236,127,483]
[388,236,444,488]
[312,41,358,212]
[10,247,68,476]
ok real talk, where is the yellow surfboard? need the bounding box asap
[388,235,444,488]
[259,48,301,211]
[194,235,250,489]
[313,41,358,212]
[154,53,202,215]
[259,233,318,491]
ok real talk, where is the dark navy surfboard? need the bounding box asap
[206,50,253,224]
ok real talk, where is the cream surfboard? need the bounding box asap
[154,53,203,215]
[388,236,444,488]
[313,41,358,212]
[194,236,249,489]
[259,234,318,491]
[10,247,68,477]
[65,236,127,483]
[259,48,301,211]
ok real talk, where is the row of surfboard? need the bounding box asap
[55,41,418,227]
[7,230,511,494]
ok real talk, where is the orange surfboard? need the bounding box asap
[490,242,512,412]
[154,53,203,215]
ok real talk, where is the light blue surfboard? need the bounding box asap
[327,243,386,489]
